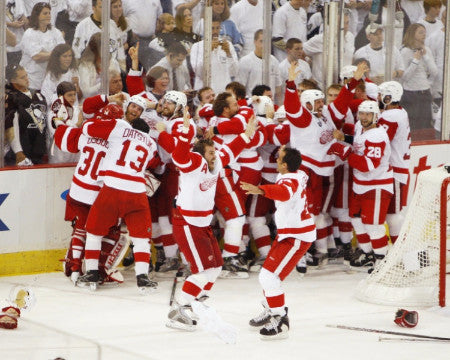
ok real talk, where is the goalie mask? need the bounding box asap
[300,89,325,115]
[379,81,403,105]
[254,96,274,116]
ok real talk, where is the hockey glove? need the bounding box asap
[327,142,352,161]
[394,309,418,328]
[144,170,161,197]
[0,314,18,329]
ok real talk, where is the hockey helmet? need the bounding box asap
[126,95,147,112]
[301,89,325,113]
[358,100,380,121]
[365,82,380,101]
[98,103,124,119]
[339,65,357,80]
[379,81,403,104]
[274,105,286,122]
[255,96,274,116]
[163,90,187,109]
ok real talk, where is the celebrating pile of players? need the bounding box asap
[7,0,437,341]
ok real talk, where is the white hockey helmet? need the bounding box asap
[127,95,147,112]
[163,90,187,109]
[365,82,380,101]
[274,105,286,121]
[358,100,380,121]
[340,65,357,80]
[379,81,403,104]
[254,96,274,116]
[301,89,325,113]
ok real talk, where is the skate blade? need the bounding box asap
[165,319,197,332]
[99,281,120,288]
[70,272,80,285]
[348,265,374,272]
[219,270,249,279]
[154,271,178,279]
[76,281,97,291]
[260,331,289,341]
[138,286,158,295]
[249,324,266,331]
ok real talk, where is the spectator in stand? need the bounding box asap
[78,33,121,98]
[230,0,264,57]
[194,0,244,56]
[55,0,92,46]
[152,42,191,91]
[173,6,201,50]
[19,2,65,92]
[41,44,82,107]
[111,0,135,55]
[355,0,411,50]
[279,38,312,100]
[5,64,48,166]
[172,0,204,28]
[401,0,426,24]
[272,0,308,62]
[6,0,27,66]
[149,13,178,60]
[418,0,444,40]
[238,29,282,104]
[353,24,404,85]
[73,0,126,71]
[122,0,162,70]
[400,23,437,137]
[47,81,83,164]
[190,18,239,93]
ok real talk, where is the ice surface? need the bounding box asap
[0,263,449,360]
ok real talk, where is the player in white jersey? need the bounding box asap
[77,94,160,292]
[329,100,393,271]
[165,112,258,331]
[377,81,411,244]
[242,146,316,340]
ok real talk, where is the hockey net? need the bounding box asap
[355,166,450,307]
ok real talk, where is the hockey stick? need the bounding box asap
[169,268,184,306]
[326,324,450,341]
[378,336,450,343]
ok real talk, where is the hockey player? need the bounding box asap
[76,94,160,292]
[377,81,411,244]
[164,109,258,331]
[329,100,393,271]
[241,146,316,340]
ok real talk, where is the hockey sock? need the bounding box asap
[164,244,178,258]
[84,233,103,271]
[151,222,162,247]
[179,273,208,305]
[259,268,285,314]
[386,213,403,244]
[338,221,353,244]
[315,228,328,254]
[71,228,86,260]
[131,237,151,275]
[249,216,272,258]
[332,217,340,238]
[355,233,372,253]
[222,216,245,257]
[365,224,388,255]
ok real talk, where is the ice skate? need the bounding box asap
[249,302,271,330]
[137,273,158,294]
[154,246,166,272]
[342,243,354,265]
[166,301,197,331]
[155,257,180,278]
[219,256,249,279]
[122,245,135,268]
[76,270,99,291]
[295,256,307,277]
[307,251,328,269]
[259,308,289,340]
[368,254,385,274]
[349,251,375,271]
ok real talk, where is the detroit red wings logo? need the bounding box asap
[199,177,218,191]
[319,129,334,144]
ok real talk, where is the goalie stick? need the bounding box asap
[378,337,450,343]
[326,324,450,341]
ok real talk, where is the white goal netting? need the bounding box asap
[355,166,450,307]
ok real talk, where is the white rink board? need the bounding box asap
[0,166,74,254]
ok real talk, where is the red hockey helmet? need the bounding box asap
[98,103,124,119]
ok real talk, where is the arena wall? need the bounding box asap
[0,142,449,276]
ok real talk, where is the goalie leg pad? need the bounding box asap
[394,309,418,328]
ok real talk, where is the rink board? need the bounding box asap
[0,142,449,276]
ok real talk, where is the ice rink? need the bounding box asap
[1,263,449,360]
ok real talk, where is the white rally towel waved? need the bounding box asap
[191,301,238,344]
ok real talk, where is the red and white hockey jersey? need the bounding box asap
[284,82,337,176]
[54,122,107,205]
[171,132,251,227]
[259,170,316,242]
[349,122,394,195]
[82,118,158,193]
[377,108,411,184]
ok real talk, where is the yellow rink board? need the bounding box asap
[0,249,67,277]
